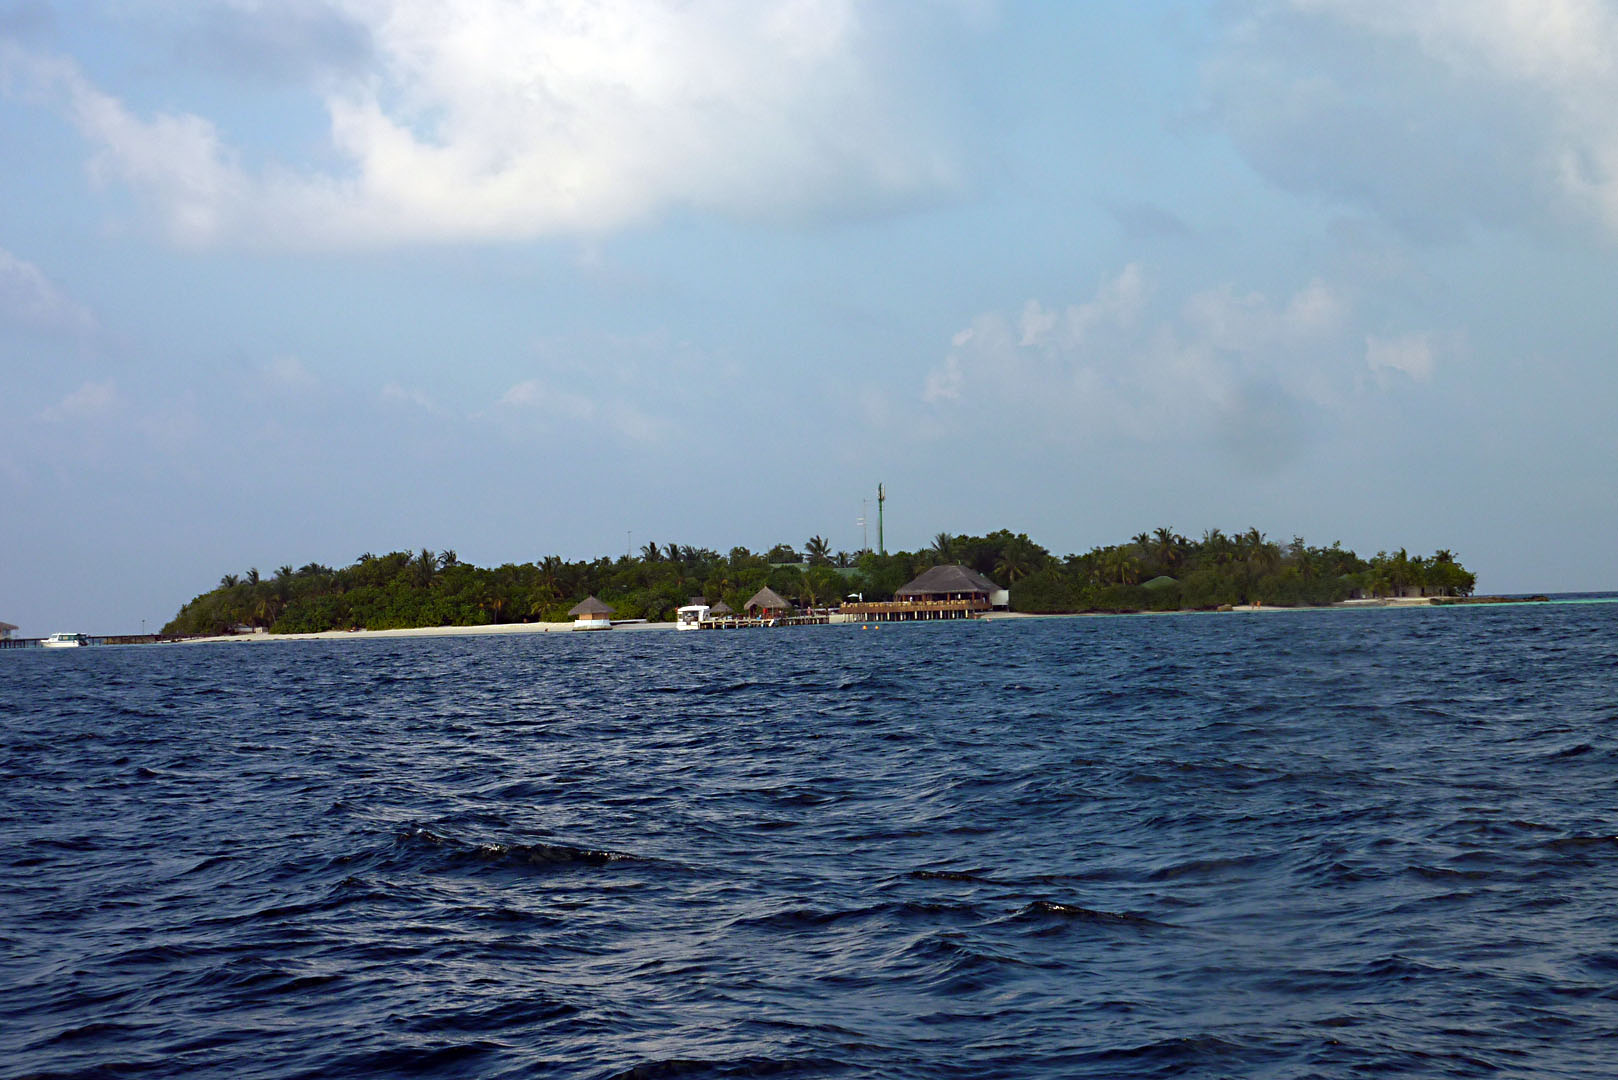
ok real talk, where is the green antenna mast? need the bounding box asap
[877,482,886,555]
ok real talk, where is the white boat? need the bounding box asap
[675,604,710,630]
[42,632,89,648]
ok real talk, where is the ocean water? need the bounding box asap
[3,602,1617,1079]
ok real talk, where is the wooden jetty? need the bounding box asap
[837,598,988,622]
[697,613,832,630]
[0,634,173,649]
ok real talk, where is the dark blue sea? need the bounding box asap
[4,601,1618,1079]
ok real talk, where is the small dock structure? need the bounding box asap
[684,589,832,630]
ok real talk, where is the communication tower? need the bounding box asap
[877,482,886,555]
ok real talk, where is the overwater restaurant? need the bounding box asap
[839,564,1009,622]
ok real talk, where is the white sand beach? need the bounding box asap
[173,620,675,645]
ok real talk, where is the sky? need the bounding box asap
[2,0,1617,634]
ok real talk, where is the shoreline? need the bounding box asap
[155,594,1588,646]
[170,620,674,645]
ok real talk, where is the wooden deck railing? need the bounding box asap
[839,598,989,616]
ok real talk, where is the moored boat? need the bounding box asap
[675,604,710,630]
[42,632,89,648]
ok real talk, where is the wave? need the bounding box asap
[1145,852,1274,882]
[1064,1033,1263,1073]
[725,898,986,931]
[908,868,997,884]
[1013,900,1174,929]
[603,1055,843,1079]
[287,1040,502,1079]
[396,827,642,872]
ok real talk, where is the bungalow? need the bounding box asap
[841,564,1007,622]
[744,586,794,619]
[568,595,614,631]
[897,564,1008,608]
[0,621,16,640]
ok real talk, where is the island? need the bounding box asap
[161,529,1479,637]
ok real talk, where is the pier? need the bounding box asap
[0,634,173,649]
[697,613,832,630]
[837,598,988,622]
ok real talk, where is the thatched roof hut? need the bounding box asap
[744,586,793,614]
[895,564,1001,600]
[568,596,614,627]
[710,600,734,615]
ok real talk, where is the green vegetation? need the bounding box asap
[161,528,1476,636]
[1007,529,1476,614]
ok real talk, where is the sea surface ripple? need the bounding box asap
[4,602,1618,1079]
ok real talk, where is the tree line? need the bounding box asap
[160,527,1476,635]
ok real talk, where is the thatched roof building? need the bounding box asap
[710,600,734,615]
[896,564,1002,600]
[567,596,614,627]
[744,586,793,614]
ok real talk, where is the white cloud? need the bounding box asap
[921,354,963,403]
[0,244,95,333]
[1212,0,1618,239]
[381,381,435,410]
[921,265,1437,466]
[497,376,665,442]
[264,354,318,390]
[1183,278,1346,352]
[1017,263,1149,350]
[3,1,967,248]
[499,378,596,420]
[40,379,120,422]
[1365,333,1436,384]
[0,43,244,247]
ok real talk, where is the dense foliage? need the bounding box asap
[161,528,1476,635]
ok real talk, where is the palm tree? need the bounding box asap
[273,565,295,604]
[220,573,240,589]
[245,567,260,586]
[538,555,564,598]
[641,542,662,563]
[1246,530,1280,575]
[415,547,437,586]
[437,549,459,571]
[930,532,957,565]
[1152,526,1182,571]
[1103,546,1140,585]
[995,535,1040,583]
[804,535,832,566]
